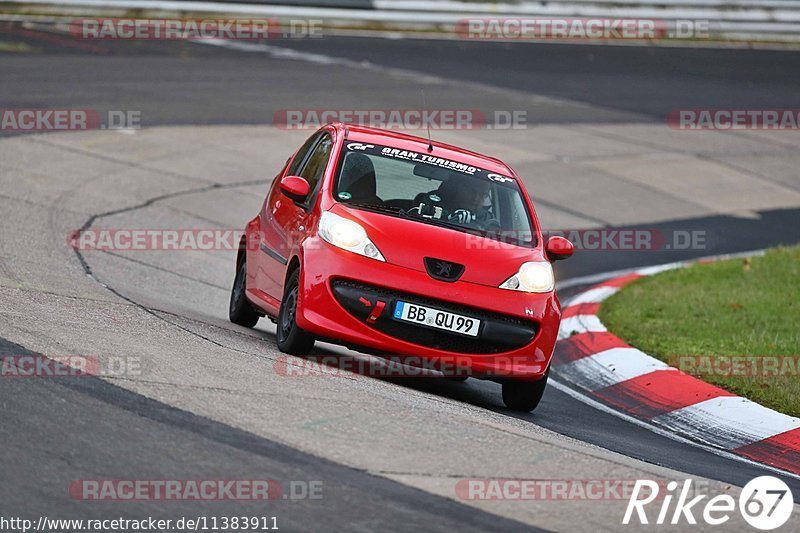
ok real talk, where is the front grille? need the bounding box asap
[423,257,465,282]
[331,279,537,354]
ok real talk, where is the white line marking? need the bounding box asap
[557,347,670,390]
[199,38,368,66]
[564,285,619,305]
[652,396,800,450]
[548,377,800,482]
[557,314,606,340]
[634,262,685,276]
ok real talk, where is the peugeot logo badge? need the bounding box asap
[424,257,465,282]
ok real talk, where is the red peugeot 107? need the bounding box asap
[229,123,573,411]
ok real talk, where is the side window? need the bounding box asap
[287,132,322,176]
[298,134,333,196]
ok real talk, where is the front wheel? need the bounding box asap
[276,269,315,355]
[229,258,260,328]
[501,368,549,412]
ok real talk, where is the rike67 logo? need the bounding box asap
[624,476,793,529]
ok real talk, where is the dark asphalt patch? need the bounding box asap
[553,206,800,281]
[268,35,800,121]
[0,336,540,531]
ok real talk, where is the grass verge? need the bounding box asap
[599,246,800,417]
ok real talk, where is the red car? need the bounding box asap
[229,123,573,411]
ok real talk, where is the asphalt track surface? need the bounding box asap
[1,24,800,530]
[4,25,800,127]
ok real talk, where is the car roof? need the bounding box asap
[331,123,517,178]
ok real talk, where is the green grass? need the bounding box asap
[598,246,800,417]
[0,41,37,53]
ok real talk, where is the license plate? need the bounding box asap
[393,301,480,337]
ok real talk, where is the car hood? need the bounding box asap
[331,204,545,288]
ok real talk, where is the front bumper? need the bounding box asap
[296,238,562,380]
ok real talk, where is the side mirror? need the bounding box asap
[545,235,574,261]
[279,175,310,203]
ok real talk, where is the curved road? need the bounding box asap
[1,23,799,530]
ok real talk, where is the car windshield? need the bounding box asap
[334,142,536,247]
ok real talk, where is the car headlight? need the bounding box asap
[318,211,385,261]
[499,262,554,293]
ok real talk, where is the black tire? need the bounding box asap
[276,269,315,355]
[446,375,469,382]
[501,368,549,412]
[229,257,260,328]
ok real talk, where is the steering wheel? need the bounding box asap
[484,218,502,232]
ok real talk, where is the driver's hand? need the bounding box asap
[449,209,476,224]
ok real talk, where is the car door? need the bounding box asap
[251,133,320,304]
[260,131,333,300]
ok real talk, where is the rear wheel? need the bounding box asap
[276,269,315,355]
[229,258,260,328]
[502,368,549,412]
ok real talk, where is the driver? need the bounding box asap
[437,177,492,226]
